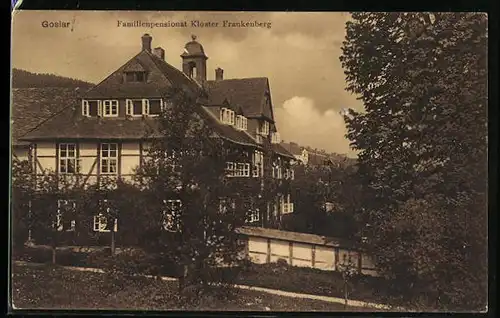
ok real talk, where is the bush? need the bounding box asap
[236,263,388,304]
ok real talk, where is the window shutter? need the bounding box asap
[97,101,103,117]
[126,99,132,115]
[143,99,150,115]
[82,100,89,116]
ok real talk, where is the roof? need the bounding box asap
[271,143,296,159]
[21,103,261,148]
[236,226,357,250]
[11,88,81,146]
[21,109,163,140]
[181,39,206,57]
[280,142,302,156]
[206,78,272,119]
[83,50,199,99]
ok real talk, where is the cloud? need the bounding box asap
[275,96,357,157]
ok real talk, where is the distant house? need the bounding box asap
[280,141,355,167]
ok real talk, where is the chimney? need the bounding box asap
[215,67,224,81]
[153,47,165,60]
[141,33,152,52]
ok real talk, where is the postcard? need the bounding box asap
[10,10,488,313]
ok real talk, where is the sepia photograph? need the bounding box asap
[10,10,488,312]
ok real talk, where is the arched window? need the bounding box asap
[188,62,197,78]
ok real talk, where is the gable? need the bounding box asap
[84,50,197,99]
[206,78,272,120]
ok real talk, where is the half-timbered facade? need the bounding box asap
[18,34,296,238]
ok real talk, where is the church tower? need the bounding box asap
[181,35,208,83]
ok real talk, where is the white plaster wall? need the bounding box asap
[249,252,267,264]
[248,237,268,254]
[315,245,335,269]
[36,142,56,156]
[292,242,311,261]
[121,155,140,175]
[270,239,289,258]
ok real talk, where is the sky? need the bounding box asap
[11,11,363,157]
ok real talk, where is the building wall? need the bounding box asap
[32,140,142,186]
[244,234,378,276]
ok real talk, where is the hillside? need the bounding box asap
[11,68,94,88]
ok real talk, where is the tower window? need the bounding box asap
[188,62,197,78]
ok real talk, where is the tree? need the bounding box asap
[27,170,80,264]
[11,159,34,249]
[285,162,360,238]
[133,85,252,299]
[340,13,487,310]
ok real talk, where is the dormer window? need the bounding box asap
[125,71,147,83]
[102,100,119,117]
[126,99,163,117]
[82,100,101,117]
[220,108,235,125]
[259,120,270,136]
[235,115,248,130]
[271,132,281,144]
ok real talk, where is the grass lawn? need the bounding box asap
[11,263,378,311]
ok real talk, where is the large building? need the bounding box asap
[15,34,296,241]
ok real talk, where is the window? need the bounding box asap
[82,100,89,116]
[260,121,270,135]
[235,115,248,130]
[247,200,260,223]
[100,143,118,174]
[226,162,250,177]
[93,200,118,232]
[284,167,295,180]
[255,135,263,144]
[125,71,147,82]
[271,132,281,144]
[82,100,100,117]
[59,143,78,174]
[162,199,182,232]
[126,99,162,117]
[126,99,143,116]
[252,151,264,177]
[282,194,294,214]
[149,99,162,115]
[272,161,282,179]
[56,200,76,232]
[226,162,235,177]
[220,108,235,125]
[103,100,119,117]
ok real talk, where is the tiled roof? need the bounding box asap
[271,143,296,159]
[83,50,199,99]
[21,109,162,140]
[21,104,261,148]
[200,106,261,148]
[206,78,272,119]
[11,88,81,146]
[280,142,303,156]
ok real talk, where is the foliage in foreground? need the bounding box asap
[340,12,487,311]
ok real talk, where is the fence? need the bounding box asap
[236,226,378,276]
